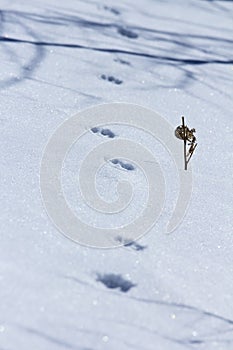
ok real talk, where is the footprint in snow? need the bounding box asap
[115,236,147,251]
[103,5,120,15]
[117,27,138,39]
[91,126,116,138]
[114,57,131,66]
[96,273,136,292]
[101,74,123,85]
[111,158,135,171]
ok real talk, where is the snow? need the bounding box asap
[0,0,233,349]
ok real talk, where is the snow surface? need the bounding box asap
[0,0,233,349]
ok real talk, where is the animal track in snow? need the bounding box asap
[101,74,123,85]
[110,158,135,171]
[117,27,138,39]
[91,126,116,138]
[103,5,120,16]
[116,236,147,251]
[96,273,136,292]
[114,57,131,66]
